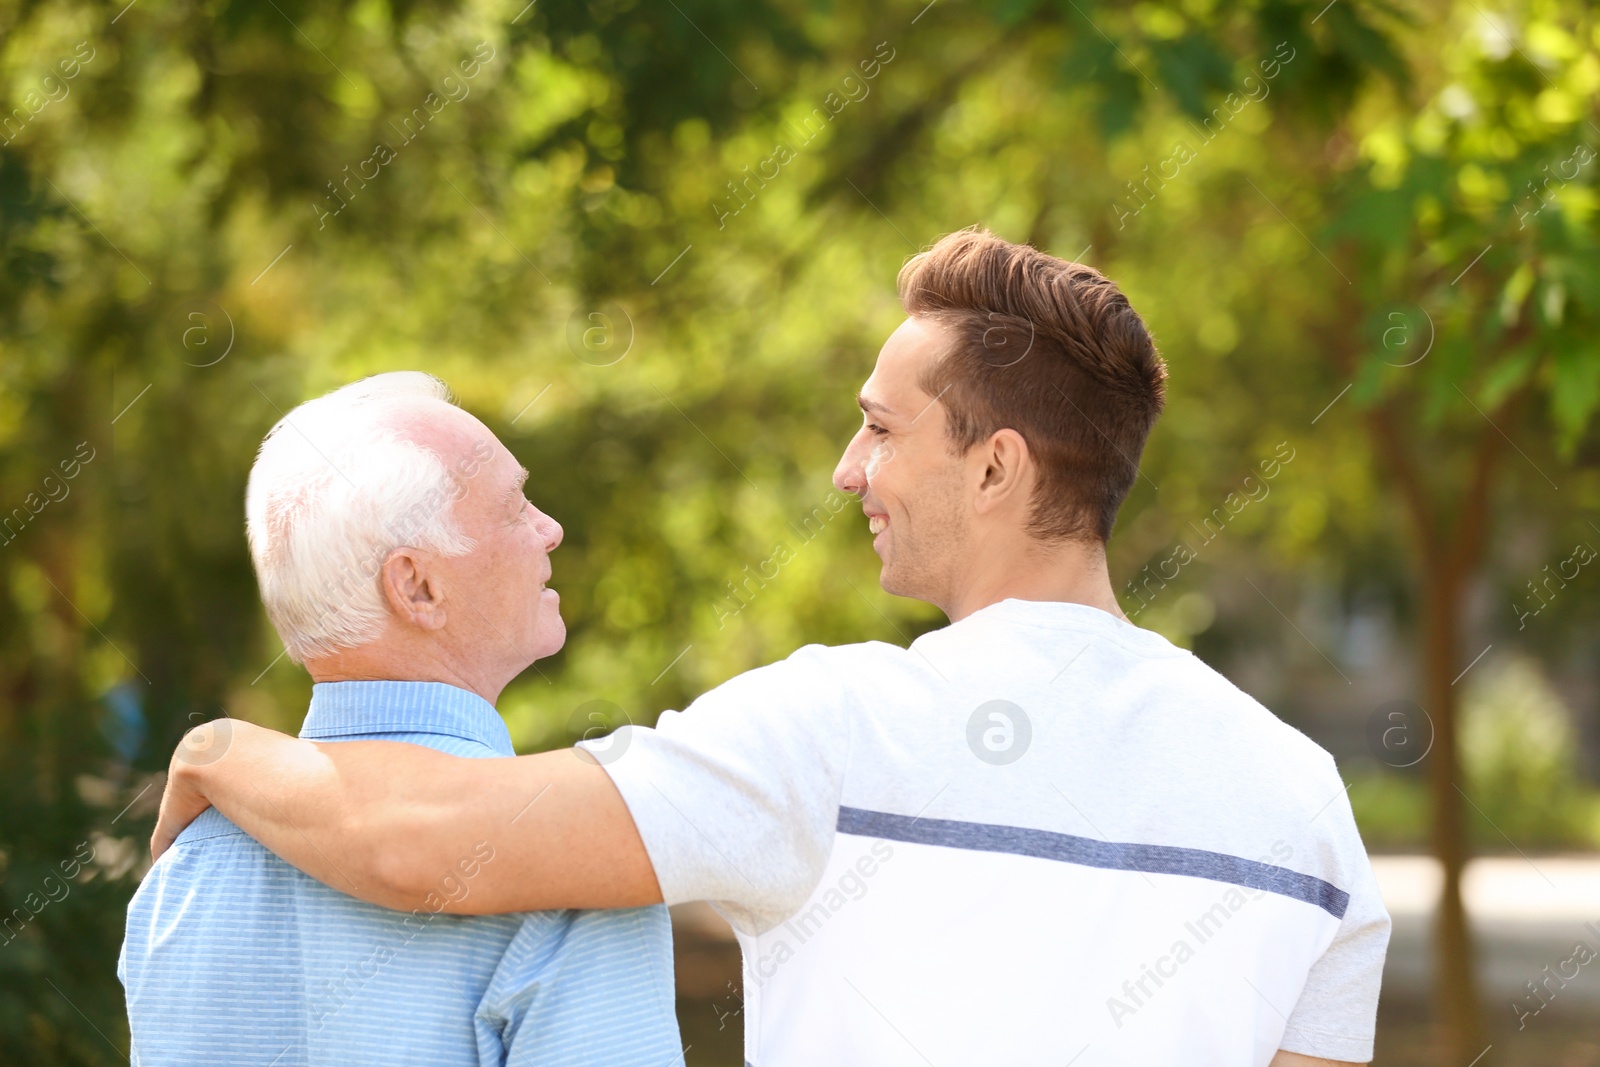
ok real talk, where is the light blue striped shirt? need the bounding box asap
[120,681,682,1067]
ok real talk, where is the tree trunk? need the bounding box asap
[1369,397,1502,1062]
[1421,552,1486,1061]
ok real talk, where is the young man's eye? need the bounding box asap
[867,424,888,436]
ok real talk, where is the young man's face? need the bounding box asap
[832,316,974,608]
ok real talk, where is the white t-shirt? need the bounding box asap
[582,599,1389,1066]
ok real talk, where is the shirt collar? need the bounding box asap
[299,680,514,755]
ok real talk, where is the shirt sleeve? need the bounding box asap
[1279,784,1391,1063]
[475,906,680,1067]
[579,643,853,936]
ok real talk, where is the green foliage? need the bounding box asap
[1460,655,1600,847]
[0,0,1596,1060]
[1351,655,1600,852]
[1348,770,1432,851]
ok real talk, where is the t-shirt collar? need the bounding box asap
[943,597,1185,655]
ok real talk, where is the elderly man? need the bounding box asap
[119,372,680,1066]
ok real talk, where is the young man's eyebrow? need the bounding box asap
[857,393,896,418]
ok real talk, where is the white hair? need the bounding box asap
[246,371,478,663]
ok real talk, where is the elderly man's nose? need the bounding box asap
[540,513,564,552]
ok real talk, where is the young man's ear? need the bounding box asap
[972,428,1033,515]
[380,549,448,630]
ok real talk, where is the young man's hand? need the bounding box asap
[151,719,235,859]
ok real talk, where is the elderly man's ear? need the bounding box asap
[380,550,448,630]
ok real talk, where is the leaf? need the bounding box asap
[1558,253,1600,316]
[1479,345,1538,410]
[1425,333,1475,427]
[992,0,1041,30]
[1329,184,1412,246]
[1500,260,1535,324]
[1095,68,1146,140]
[1149,32,1235,120]
[1549,333,1600,457]
[1324,2,1411,90]
[1057,24,1144,139]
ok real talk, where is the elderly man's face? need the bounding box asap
[400,401,566,674]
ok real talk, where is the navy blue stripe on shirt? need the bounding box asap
[836,806,1349,919]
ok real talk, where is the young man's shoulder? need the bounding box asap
[699,638,930,701]
[719,632,1346,796]
[1172,651,1341,771]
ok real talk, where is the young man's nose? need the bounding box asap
[833,435,870,496]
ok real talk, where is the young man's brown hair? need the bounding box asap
[898,226,1167,543]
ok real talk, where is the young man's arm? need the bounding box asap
[1274,764,1389,1066]
[152,719,661,913]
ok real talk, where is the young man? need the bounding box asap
[152,229,1389,1065]
[122,373,680,1066]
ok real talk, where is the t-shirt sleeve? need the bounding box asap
[1279,783,1391,1063]
[578,643,853,936]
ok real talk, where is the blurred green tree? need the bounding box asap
[6,1,1597,1065]
[1281,6,1598,1052]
